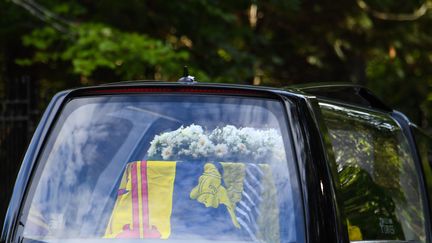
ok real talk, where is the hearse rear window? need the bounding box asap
[321,103,427,243]
[21,94,303,243]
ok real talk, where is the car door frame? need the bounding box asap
[279,91,349,243]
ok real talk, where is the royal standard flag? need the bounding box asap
[104,160,280,242]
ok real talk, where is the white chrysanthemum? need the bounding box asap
[215,144,228,158]
[198,134,209,146]
[161,146,173,160]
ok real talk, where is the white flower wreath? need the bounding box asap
[147,124,285,162]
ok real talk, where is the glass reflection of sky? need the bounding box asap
[23,95,302,243]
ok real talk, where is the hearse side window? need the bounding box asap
[320,103,427,243]
[19,95,304,243]
[412,127,432,215]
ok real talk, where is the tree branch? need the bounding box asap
[10,0,72,33]
[357,0,430,21]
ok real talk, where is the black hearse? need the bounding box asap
[1,79,431,243]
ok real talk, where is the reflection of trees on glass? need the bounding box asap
[412,128,432,216]
[321,104,426,242]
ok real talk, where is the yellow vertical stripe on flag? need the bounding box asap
[104,162,134,238]
[136,161,144,238]
[147,161,176,239]
[256,164,280,243]
[220,162,245,204]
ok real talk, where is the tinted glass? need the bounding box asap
[412,127,432,214]
[21,94,303,243]
[320,103,426,242]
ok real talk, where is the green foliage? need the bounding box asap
[18,24,189,80]
[1,0,432,128]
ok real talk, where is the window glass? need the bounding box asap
[320,103,426,242]
[412,127,432,214]
[22,94,303,243]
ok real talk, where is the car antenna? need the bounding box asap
[177,66,196,83]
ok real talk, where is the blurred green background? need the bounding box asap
[1,0,432,127]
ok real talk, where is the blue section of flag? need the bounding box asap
[169,161,250,241]
[235,164,263,241]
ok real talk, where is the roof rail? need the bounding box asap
[293,83,392,112]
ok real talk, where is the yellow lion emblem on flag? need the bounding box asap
[190,163,240,228]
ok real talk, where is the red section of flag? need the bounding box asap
[116,161,160,239]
